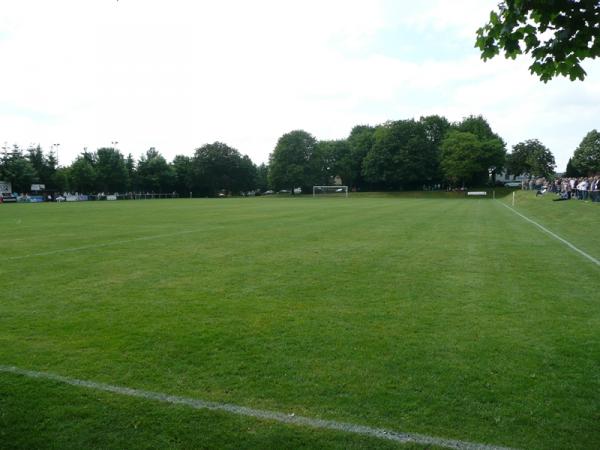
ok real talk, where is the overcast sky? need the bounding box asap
[1,0,599,171]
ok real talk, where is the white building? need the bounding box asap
[496,171,527,183]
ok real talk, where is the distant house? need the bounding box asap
[496,171,527,183]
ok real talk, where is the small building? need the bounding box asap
[0,181,16,203]
[496,171,527,184]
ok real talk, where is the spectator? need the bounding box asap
[543,175,600,203]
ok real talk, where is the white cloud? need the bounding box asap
[0,0,598,170]
[389,0,493,37]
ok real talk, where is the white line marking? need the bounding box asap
[0,365,515,450]
[498,201,600,267]
[7,229,203,261]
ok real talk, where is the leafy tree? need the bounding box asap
[565,157,582,177]
[315,139,352,185]
[419,115,451,182]
[95,147,129,193]
[52,167,70,193]
[255,163,270,192]
[45,152,58,186]
[476,1,600,82]
[572,129,600,174]
[453,115,507,181]
[441,130,506,186]
[456,115,502,142]
[125,153,136,191]
[69,155,97,193]
[137,148,175,193]
[440,131,481,186]
[362,120,438,189]
[80,149,96,166]
[419,115,451,149]
[346,125,376,189]
[7,159,37,193]
[0,146,37,193]
[507,139,556,178]
[171,155,193,195]
[27,145,56,187]
[26,145,44,175]
[268,130,319,193]
[238,155,258,192]
[192,142,255,196]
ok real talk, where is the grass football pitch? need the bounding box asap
[1,192,599,449]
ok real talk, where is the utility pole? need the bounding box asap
[52,143,60,167]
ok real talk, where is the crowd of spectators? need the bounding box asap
[522,176,600,202]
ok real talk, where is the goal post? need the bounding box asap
[313,186,349,198]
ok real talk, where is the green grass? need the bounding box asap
[1,193,599,449]
[1,374,418,450]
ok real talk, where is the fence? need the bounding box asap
[54,193,180,202]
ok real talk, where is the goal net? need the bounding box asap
[313,186,348,197]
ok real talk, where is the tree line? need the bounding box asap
[2,116,598,196]
[269,115,560,193]
[0,142,259,196]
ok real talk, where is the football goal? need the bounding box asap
[313,186,349,198]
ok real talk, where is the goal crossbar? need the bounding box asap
[313,186,349,197]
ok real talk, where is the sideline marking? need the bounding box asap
[7,228,203,261]
[0,365,515,450]
[498,201,600,267]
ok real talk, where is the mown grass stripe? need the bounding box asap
[498,201,600,267]
[0,365,516,450]
[6,228,204,261]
